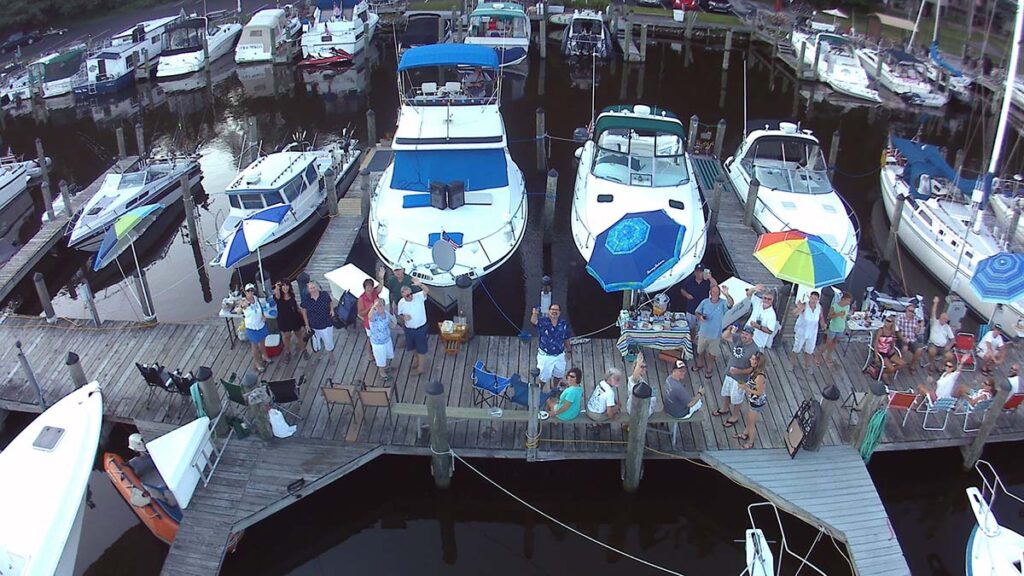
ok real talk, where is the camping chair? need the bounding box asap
[956,398,994,433]
[916,395,958,430]
[168,370,196,417]
[954,333,977,371]
[220,373,248,414]
[862,345,901,384]
[1003,393,1024,412]
[136,362,173,408]
[323,378,358,421]
[666,398,704,447]
[471,361,513,408]
[357,387,395,440]
[885,390,920,427]
[266,375,305,420]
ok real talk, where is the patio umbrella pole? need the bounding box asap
[257,245,267,297]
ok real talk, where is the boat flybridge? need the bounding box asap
[790,22,881,103]
[571,104,707,292]
[855,48,948,107]
[300,0,379,60]
[724,121,858,277]
[368,44,528,287]
[156,11,242,78]
[464,2,531,67]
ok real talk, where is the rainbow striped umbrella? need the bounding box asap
[753,230,849,289]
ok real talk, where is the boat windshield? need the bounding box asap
[571,18,602,37]
[118,171,147,189]
[403,66,497,104]
[468,14,528,39]
[163,23,203,55]
[741,136,831,195]
[592,128,689,188]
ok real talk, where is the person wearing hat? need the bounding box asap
[714,324,757,428]
[679,266,712,341]
[379,264,417,313]
[662,359,704,418]
[977,324,1008,374]
[894,301,925,374]
[240,283,272,372]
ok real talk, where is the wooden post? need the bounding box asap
[811,39,822,81]
[874,50,883,81]
[709,174,725,232]
[15,341,46,407]
[795,41,806,78]
[538,53,546,96]
[639,24,648,62]
[359,169,371,223]
[116,127,127,160]
[852,381,887,449]
[35,139,54,221]
[885,194,906,262]
[687,115,699,152]
[141,47,150,79]
[366,109,377,146]
[202,29,210,70]
[195,366,229,436]
[59,181,73,222]
[828,129,841,179]
[623,380,652,492]
[713,118,727,159]
[134,269,156,322]
[65,352,88,389]
[33,272,57,324]
[742,177,760,228]
[135,122,146,158]
[961,379,1011,469]
[426,380,453,488]
[540,16,547,59]
[242,371,274,441]
[527,368,541,462]
[805,385,840,451]
[455,275,474,340]
[326,160,338,216]
[180,173,198,244]
[535,107,546,172]
[544,169,557,244]
[80,279,101,326]
[723,29,733,70]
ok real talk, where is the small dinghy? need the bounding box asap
[299,50,353,67]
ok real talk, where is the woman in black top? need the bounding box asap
[274,280,303,363]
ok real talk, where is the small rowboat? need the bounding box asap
[299,51,353,67]
[103,453,181,545]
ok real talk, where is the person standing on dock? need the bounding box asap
[679,266,712,340]
[735,351,768,450]
[790,291,825,370]
[926,296,955,374]
[693,284,733,379]
[381,265,416,314]
[894,301,925,374]
[301,281,337,355]
[273,280,304,364]
[714,325,756,429]
[743,284,777,351]
[531,303,572,389]
[241,283,272,373]
[822,291,852,367]
[368,297,396,383]
[397,278,430,375]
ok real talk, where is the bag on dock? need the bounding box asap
[333,291,358,329]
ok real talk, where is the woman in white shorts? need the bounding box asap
[791,291,825,369]
[367,298,395,382]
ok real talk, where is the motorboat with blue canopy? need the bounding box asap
[369,44,527,287]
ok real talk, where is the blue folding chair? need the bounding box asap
[917,395,958,431]
[472,361,512,408]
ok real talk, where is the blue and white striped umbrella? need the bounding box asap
[216,204,291,268]
[970,252,1024,303]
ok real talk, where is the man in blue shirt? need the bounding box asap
[694,284,733,378]
[531,303,572,389]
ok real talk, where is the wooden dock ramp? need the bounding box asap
[703,446,910,576]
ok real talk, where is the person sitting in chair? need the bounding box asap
[917,359,966,401]
[977,325,1008,374]
[874,317,904,385]
[545,367,583,421]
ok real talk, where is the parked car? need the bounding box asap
[673,0,699,10]
[1,31,42,53]
[699,0,733,13]
[637,0,668,6]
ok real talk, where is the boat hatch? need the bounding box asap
[32,426,65,451]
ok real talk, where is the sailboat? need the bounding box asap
[879,0,1024,330]
[907,0,974,103]
[854,48,948,107]
[965,461,1024,576]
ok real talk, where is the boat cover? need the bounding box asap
[595,110,685,139]
[892,137,978,198]
[391,149,508,191]
[147,416,213,509]
[398,44,499,70]
[929,42,964,77]
[885,49,921,64]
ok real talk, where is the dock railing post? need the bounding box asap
[196,366,229,437]
[35,139,54,221]
[80,279,101,326]
[742,177,760,228]
[795,41,806,78]
[179,173,198,244]
[623,380,651,493]
[527,368,541,462]
[885,194,906,262]
[640,24,648,62]
[828,129,841,179]
[852,381,887,449]
[116,127,127,160]
[135,122,146,159]
[15,341,46,407]
[59,181,73,222]
[709,174,725,232]
[242,371,274,440]
[544,169,558,244]
[535,107,546,172]
[961,379,1011,469]
[65,352,88,389]
[455,275,475,340]
[540,15,548,59]
[687,115,699,152]
[366,109,377,146]
[713,118,727,159]
[33,272,57,324]
[426,380,453,488]
[805,384,840,451]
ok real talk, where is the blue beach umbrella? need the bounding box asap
[970,252,1024,303]
[216,204,291,288]
[586,210,686,292]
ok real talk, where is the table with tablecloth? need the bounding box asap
[616,322,693,360]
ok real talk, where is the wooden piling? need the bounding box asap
[540,16,547,59]
[196,366,229,436]
[180,173,198,244]
[426,380,453,488]
[811,40,822,81]
[885,194,906,262]
[527,368,541,462]
[366,109,377,146]
[59,181,73,222]
[141,48,150,79]
[713,118,727,159]
[709,174,725,231]
[961,379,1012,469]
[15,341,46,407]
[134,269,156,321]
[828,129,841,178]
[455,275,474,340]
[623,380,652,492]
[722,29,733,69]
[326,159,338,216]
[66,352,88,389]
[795,42,806,78]
[35,139,54,221]
[359,169,371,223]
[33,272,57,324]
[874,50,883,81]
[535,107,546,172]
[80,279,101,327]
[116,127,127,160]
[135,123,146,158]
[639,24,648,62]
[544,169,557,244]
[624,20,633,62]
[742,178,760,228]
[687,115,699,152]
[806,385,840,451]
[852,381,888,449]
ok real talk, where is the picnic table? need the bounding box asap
[616,318,693,360]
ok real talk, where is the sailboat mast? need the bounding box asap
[909,0,927,50]
[931,0,940,45]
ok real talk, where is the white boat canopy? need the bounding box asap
[147,416,215,509]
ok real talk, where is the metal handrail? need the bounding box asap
[742,502,830,576]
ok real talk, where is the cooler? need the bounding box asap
[265,334,282,357]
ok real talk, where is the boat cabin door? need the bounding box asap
[132,24,146,44]
[97,59,107,78]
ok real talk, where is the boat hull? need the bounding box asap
[0,164,29,213]
[227,200,326,266]
[103,453,178,545]
[72,71,135,97]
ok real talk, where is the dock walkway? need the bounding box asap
[0,156,140,302]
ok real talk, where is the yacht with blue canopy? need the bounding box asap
[368,44,527,287]
[464,2,530,67]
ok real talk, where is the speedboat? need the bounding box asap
[723,121,858,277]
[571,104,706,291]
[965,461,1024,576]
[215,137,361,267]
[855,48,948,107]
[368,44,528,287]
[300,0,379,60]
[235,7,303,64]
[399,13,452,53]
[0,155,32,213]
[464,2,531,67]
[560,10,613,60]
[880,136,1024,329]
[69,156,202,250]
[0,382,103,576]
[30,47,88,98]
[156,12,242,78]
[790,23,880,103]
[72,16,181,97]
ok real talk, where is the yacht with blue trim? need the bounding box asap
[464,2,530,67]
[368,44,528,287]
[72,15,181,97]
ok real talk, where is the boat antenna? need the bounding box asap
[742,57,748,138]
[590,49,597,128]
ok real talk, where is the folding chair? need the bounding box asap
[954,333,977,371]
[323,378,358,421]
[956,398,994,433]
[471,361,512,408]
[220,373,248,413]
[917,395,958,430]
[666,398,704,447]
[266,375,305,420]
[1003,393,1024,412]
[862,345,901,384]
[136,362,173,408]
[885,390,920,427]
[357,387,395,440]
[168,370,196,417]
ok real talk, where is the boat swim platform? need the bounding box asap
[0,156,141,303]
[704,446,911,576]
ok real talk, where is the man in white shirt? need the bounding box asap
[917,359,964,400]
[587,367,622,422]
[624,357,658,417]
[977,325,1008,374]
[1008,363,1020,394]
[744,284,777,351]
[397,279,430,375]
[927,296,956,374]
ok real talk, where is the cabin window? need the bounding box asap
[250,30,264,37]
[917,211,932,226]
[742,136,830,195]
[229,195,241,209]
[304,165,317,186]
[264,192,284,207]
[592,128,689,188]
[239,193,265,209]
[283,178,302,202]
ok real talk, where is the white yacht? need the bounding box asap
[790,24,880,103]
[215,138,360,266]
[560,10,612,60]
[235,7,302,64]
[571,104,706,291]
[464,2,530,67]
[855,48,948,107]
[300,0,379,60]
[73,16,181,97]
[0,382,103,576]
[69,156,202,250]
[0,155,32,213]
[368,44,528,287]
[724,122,858,277]
[156,12,242,78]
[31,47,88,98]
